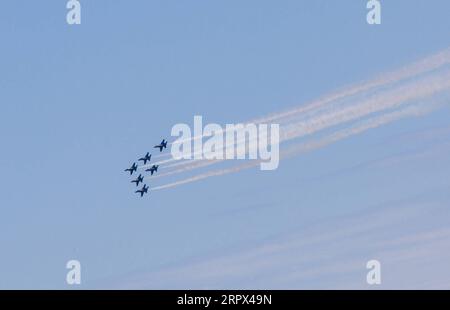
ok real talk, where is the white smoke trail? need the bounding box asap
[250,48,450,124]
[281,102,441,158]
[142,57,450,171]
[141,49,450,170]
[164,48,450,147]
[151,102,440,191]
[149,159,221,180]
[146,70,450,178]
[281,72,450,140]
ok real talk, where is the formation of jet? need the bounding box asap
[124,139,167,197]
[145,165,159,175]
[135,184,149,197]
[139,152,152,165]
[154,139,168,152]
[131,174,144,187]
[125,163,138,175]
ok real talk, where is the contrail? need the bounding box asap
[281,71,450,140]
[150,159,221,180]
[281,102,443,158]
[151,102,441,191]
[250,48,450,124]
[146,69,450,179]
[162,48,450,148]
[143,51,450,170]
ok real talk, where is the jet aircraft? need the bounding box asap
[131,174,144,187]
[135,184,149,197]
[125,163,138,175]
[146,165,159,175]
[138,152,152,165]
[154,139,168,152]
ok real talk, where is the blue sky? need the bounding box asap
[1,1,450,289]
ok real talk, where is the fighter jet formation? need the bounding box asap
[124,139,167,197]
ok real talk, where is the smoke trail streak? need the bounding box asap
[281,72,450,140]
[151,153,169,160]
[147,70,450,177]
[151,102,442,191]
[251,49,450,124]
[141,49,450,170]
[165,48,450,147]
[150,160,221,180]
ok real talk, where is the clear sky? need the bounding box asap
[1,1,450,289]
